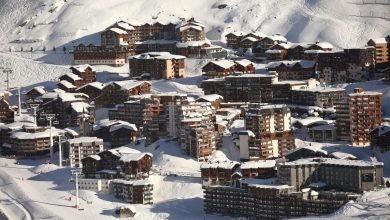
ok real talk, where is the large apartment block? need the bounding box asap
[67,137,104,168]
[278,158,384,192]
[348,88,382,146]
[240,103,295,160]
[367,36,390,68]
[111,179,153,204]
[204,180,349,219]
[129,52,186,79]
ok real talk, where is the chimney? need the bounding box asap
[354,88,364,94]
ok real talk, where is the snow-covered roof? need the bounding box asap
[61,73,82,81]
[71,64,96,72]
[200,160,240,169]
[292,86,345,93]
[64,127,80,136]
[369,37,389,44]
[266,60,316,69]
[131,52,185,60]
[108,146,141,155]
[265,49,284,54]
[58,80,76,89]
[70,102,90,113]
[240,160,276,169]
[179,25,203,32]
[67,136,102,144]
[109,27,128,34]
[315,42,333,49]
[283,158,383,167]
[196,94,223,102]
[349,91,382,96]
[239,130,256,137]
[285,146,328,157]
[10,127,64,140]
[109,122,138,132]
[265,34,287,42]
[176,40,211,48]
[241,36,257,42]
[0,121,37,131]
[226,32,246,37]
[234,59,252,67]
[28,86,46,95]
[231,119,245,133]
[111,179,152,186]
[58,92,89,102]
[112,80,151,91]
[292,117,329,127]
[116,21,135,31]
[208,60,235,69]
[119,152,153,162]
[329,152,357,160]
[77,82,106,91]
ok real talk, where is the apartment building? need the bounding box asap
[348,88,382,146]
[278,158,384,192]
[82,147,152,179]
[367,36,390,68]
[239,104,295,160]
[93,120,138,147]
[38,92,94,128]
[94,80,151,108]
[67,137,104,168]
[335,100,350,141]
[290,86,346,108]
[111,179,153,204]
[129,52,186,79]
[200,159,240,188]
[0,93,14,123]
[266,60,316,81]
[175,18,206,42]
[204,179,349,219]
[7,126,64,155]
[224,73,278,103]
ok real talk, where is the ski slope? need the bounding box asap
[0,0,389,51]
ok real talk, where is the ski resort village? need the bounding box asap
[0,0,390,219]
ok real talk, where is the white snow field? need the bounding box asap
[0,0,389,219]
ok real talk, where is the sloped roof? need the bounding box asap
[112,80,151,91]
[208,60,235,69]
[109,27,128,34]
[234,59,253,67]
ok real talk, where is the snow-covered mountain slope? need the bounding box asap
[0,0,389,51]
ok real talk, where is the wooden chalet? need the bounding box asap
[25,86,46,106]
[0,95,15,123]
[94,120,138,147]
[234,59,255,73]
[240,160,276,179]
[82,147,152,179]
[202,60,236,79]
[94,80,151,107]
[70,64,97,84]
[200,160,240,188]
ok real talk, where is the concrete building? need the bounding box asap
[367,36,390,68]
[278,158,384,192]
[348,88,382,146]
[290,86,346,108]
[67,137,104,168]
[240,104,295,160]
[111,179,153,204]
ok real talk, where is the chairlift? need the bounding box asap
[21,90,27,95]
[53,120,60,125]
